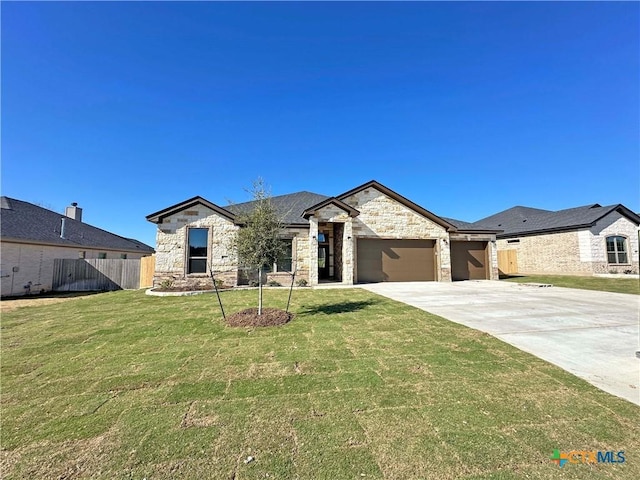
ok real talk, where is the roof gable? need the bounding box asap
[336,180,458,231]
[146,196,236,224]
[302,197,360,219]
[1,197,154,252]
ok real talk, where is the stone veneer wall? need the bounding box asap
[154,208,313,288]
[153,206,239,288]
[341,188,452,281]
[496,212,639,275]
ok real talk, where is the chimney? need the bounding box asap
[65,202,82,222]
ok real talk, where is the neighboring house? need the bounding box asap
[146,180,501,288]
[471,203,640,275]
[1,197,155,296]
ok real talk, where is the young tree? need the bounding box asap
[234,179,287,315]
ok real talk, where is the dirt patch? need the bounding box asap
[225,308,293,328]
[0,293,97,313]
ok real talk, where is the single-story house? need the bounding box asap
[1,197,155,296]
[146,180,502,288]
[471,203,640,276]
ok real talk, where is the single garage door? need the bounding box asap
[450,241,488,281]
[357,239,435,282]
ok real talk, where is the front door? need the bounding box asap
[318,245,330,279]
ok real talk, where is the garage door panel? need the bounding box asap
[451,241,488,281]
[357,239,435,282]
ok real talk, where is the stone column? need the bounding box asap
[488,240,499,280]
[308,217,319,285]
[342,218,354,284]
[440,238,452,282]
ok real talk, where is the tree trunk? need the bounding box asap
[258,266,263,315]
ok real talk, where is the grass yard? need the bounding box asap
[503,274,639,295]
[2,289,639,479]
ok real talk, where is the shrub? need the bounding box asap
[296,279,308,287]
[267,280,281,287]
[160,279,174,289]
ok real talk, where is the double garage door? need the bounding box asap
[357,239,436,282]
[357,238,489,282]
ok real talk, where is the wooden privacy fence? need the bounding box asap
[498,249,519,276]
[140,255,155,288]
[53,258,141,292]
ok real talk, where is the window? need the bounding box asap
[606,236,628,264]
[78,251,86,259]
[120,254,128,259]
[98,252,107,259]
[188,228,208,273]
[277,239,293,272]
[261,240,293,273]
[317,232,327,243]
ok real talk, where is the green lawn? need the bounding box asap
[502,274,639,295]
[2,289,639,479]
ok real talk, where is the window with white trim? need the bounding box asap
[187,228,208,274]
[606,236,628,264]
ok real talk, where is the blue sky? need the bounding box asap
[2,1,638,248]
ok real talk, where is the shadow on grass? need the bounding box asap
[297,299,381,316]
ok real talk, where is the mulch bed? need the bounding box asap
[225,308,293,327]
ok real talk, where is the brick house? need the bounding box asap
[473,204,640,276]
[1,197,155,296]
[146,180,501,288]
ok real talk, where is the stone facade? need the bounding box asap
[154,206,240,288]
[341,188,452,282]
[496,211,639,275]
[0,242,149,297]
[150,184,505,287]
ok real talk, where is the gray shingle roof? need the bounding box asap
[1,197,154,253]
[440,217,501,232]
[226,191,329,225]
[472,203,640,237]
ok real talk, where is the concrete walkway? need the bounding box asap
[359,281,640,405]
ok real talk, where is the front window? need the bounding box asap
[262,239,293,273]
[606,236,628,264]
[277,239,293,272]
[188,228,208,273]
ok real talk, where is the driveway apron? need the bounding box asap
[359,281,640,405]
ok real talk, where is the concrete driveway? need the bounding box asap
[359,281,640,405]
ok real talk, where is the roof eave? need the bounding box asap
[0,236,154,253]
[496,223,594,239]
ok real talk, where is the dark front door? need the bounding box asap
[318,245,330,279]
